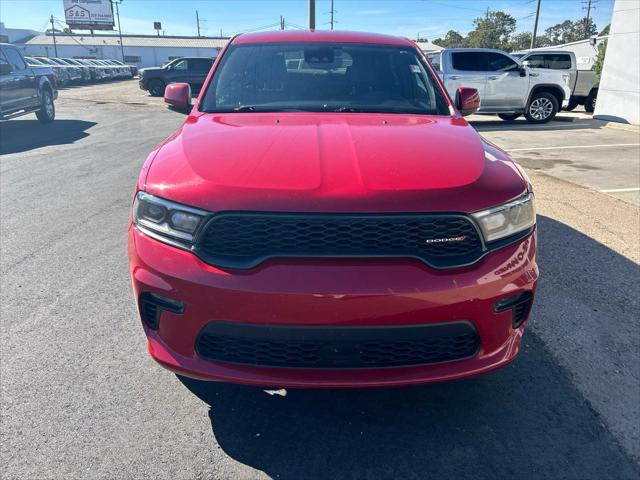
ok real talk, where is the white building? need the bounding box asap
[516,35,608,71]
[19,33,229,68]
[0,22,39,43]
[415,41,443,53]
[594,0,640,125]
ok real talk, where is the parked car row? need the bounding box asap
[24,56,136,86]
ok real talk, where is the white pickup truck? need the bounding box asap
[427,48,572,123]
[512,50,599,112]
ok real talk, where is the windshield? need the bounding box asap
[201,42,450,115]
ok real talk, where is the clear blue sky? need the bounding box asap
[2,0,615,39]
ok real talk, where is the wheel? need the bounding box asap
[148,79,165,97]
[565,99,579,111]
[498,113,522,121]
[524,92,559,124]
[35,88,55,123]
[584,90,597,113]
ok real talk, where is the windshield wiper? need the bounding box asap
[233,105,256,112]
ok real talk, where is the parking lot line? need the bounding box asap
[507,143,640,152]
[600,187,640,193]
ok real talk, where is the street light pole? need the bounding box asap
[111,0,125,62]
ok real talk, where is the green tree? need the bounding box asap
[544,20,576,44]
[594,39,607,78]
[432,30,466,48]
[507,32,551,51]
[545,17,598,45]
[599,24,610,36]
[578,17,598,39]
[466,10,517,50]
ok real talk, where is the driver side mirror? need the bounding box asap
[455,87,480,116]
[164,82,191,113]
[0,63,12,75]
[520,60,531,77]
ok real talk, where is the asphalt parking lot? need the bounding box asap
[1,79,639,479]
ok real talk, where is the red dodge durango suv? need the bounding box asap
[129,31,538,388]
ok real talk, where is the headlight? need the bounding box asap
[471,194,535,242]
[133,191,209,246]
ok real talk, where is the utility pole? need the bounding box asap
[309,0,316,30]
[196,10,201,37]
[280,16,285,30]
[50,15,58,57]
[530,0,541,49]
[583,0,596,38]
[330,0,335,30]
[111,0,125,62]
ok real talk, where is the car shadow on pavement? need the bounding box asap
[178,215,640,480]
[0,119,97,155]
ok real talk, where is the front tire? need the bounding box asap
[147,79,165,97]
[525,92,558,124]
[35,88,55,123]
[498,113,522,121]
[584,90,597,113]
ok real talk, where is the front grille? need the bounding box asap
[195,212,483,269]
[196,322,480,369]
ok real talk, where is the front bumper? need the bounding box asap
[129,226,538,388]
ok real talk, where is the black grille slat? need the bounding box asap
[195,213,483,269]
[196,322,480,369]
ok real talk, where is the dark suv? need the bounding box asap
[138,57,214,96]
[0,44,57,122]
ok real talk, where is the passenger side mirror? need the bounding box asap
[164,82,191,113]
[455,87,480,117]
[0,63,12,75]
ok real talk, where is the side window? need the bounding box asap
[0,49,11,74]
[525,54,546,68]
[452,52,488,71]
[172,59,188,71]
[486,52,518,72]
[192,59,213,72]
[3,48,27,71]
[545,54,571,69]
[427,53,441,71]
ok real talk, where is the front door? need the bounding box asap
[483,52,528,109]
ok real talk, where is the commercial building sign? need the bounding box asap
[64,0,115,30]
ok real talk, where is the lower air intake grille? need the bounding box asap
[511,293,533,328]
[196,322,480,369]
[140,296,160,330]
[194,212,483,269]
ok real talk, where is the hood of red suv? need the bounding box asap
[144,112,526,213]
